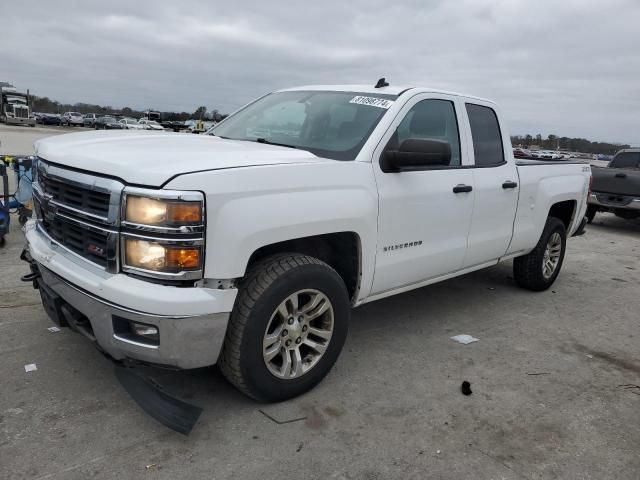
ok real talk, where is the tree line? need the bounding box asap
[29,95,227,122]
[511,134,629,155]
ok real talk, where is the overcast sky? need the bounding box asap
[2,0,639,144]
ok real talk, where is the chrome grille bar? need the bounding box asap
[34,159,124,273]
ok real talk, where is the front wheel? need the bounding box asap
[219,254,350,402]
[586,205,597,224]
[513,217,567,291]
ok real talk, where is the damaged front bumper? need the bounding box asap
[22,224,236,369]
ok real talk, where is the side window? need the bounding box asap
[390,99,461,167]
[610,152,640,168]
[466,103,505,166]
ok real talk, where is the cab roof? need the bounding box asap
[279,84,494,104]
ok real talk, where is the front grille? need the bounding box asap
[42,215,109,267]
[34,159,123,272]
[15,107,29,118]
[40,174,111,217]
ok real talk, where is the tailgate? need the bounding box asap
[591,166,640,196]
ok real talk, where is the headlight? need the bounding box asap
[125,195,202,226]
[121,189,205,281]
[124,239,202,273]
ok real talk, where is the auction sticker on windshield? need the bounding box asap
[349,96,394,109]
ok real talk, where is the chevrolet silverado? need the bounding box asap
[22,83,591,402]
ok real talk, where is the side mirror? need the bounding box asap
[381,139,451,172]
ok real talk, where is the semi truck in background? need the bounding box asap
[1,86,36,127]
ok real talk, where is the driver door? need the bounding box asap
[371,94,474,295]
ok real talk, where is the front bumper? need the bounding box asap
[6,117,36,126]
[24,222,236,369]
[36,265,230,369]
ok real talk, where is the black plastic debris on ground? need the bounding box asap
[115,366,203,435]
[461,381,472,396]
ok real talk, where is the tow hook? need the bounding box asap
[20,247,41,288]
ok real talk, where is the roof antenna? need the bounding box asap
[374,77,389,88]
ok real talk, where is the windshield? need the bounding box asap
[210,90,397,160]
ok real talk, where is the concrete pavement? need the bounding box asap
[1,214,638,479]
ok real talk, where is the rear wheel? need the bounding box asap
[513,217,567,291]
[219,254,350,402]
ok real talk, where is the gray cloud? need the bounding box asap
[2,0,639,143]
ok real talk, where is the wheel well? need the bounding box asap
[246,232,361,301]
[548,200,576,229]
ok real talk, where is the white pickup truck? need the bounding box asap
[23,83,591,402]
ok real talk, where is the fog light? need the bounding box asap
[131,322,158,337]
[132,322,159,339]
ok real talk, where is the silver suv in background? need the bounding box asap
[83,113,99,128]
[61,112,84,126]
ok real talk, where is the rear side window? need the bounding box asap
[610,152,640,169]
[466,104,505,166]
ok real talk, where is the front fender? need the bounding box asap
[165,162,379,296]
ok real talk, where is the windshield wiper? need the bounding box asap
[255,138,297,149]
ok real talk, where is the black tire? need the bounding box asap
[513,217,567,291]
[586,205,597,224]
[219,253,350,402]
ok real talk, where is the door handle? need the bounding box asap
[453,184,473,193]
[615,172,627,178]
[502,180,518,189]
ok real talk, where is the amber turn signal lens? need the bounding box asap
[166,203,202,223]
[166,247,201,269]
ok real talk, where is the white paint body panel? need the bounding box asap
[32,85,591,313]
[35,130,324,187]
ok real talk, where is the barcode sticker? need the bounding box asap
[349,96,394,109]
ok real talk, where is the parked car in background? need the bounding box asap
[138,119,164,131]
[39,113,62,126]
[532,150,563,160]
[119,118,145,130]
[513,148,531,159]
[95,116,124,130]
[61,112,84,126]
[83,113,99,128]
[587,149,640,223]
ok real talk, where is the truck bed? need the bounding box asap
[516,159,589,166]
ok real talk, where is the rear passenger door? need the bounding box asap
[371,94,475,295]
[462,102,519,268]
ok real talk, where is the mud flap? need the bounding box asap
[114,366,203,435]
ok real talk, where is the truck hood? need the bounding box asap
[35,130,326,186]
